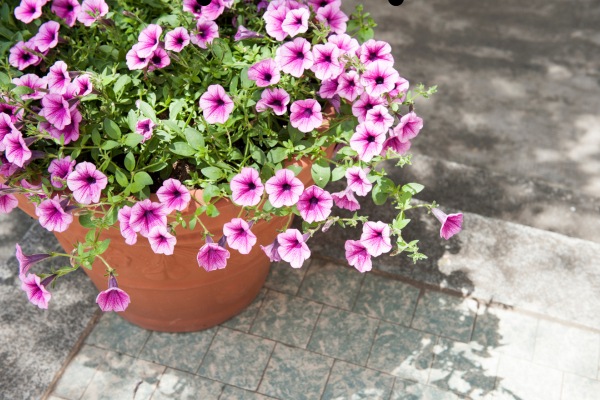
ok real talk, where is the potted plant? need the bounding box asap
[0,0,462,332]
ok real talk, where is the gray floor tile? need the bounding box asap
[221,288,267,332]
[198,327,274,391]
[258,343,334,400]
[495,355,562,400]
[411,291,478,343]
[151,368,223,400]
[264,259,310,296]
[367,322,437,383]
[85,312,151,357]
[354,274,420,326]
[322,360,395,400]
[391,379,461,400]
[308,306,379,366]
[250,290,322,348]
[52,345,107,400]
[138,327,217,373]
[297,259,364,310]
[220,385,275,400]
[561,373,600,400]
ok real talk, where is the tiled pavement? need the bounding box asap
[48,258,600,400]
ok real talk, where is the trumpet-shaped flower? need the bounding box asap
[223,218,257,254]
[35,196,73,232]
[148,226,177,255]
[265,169,304,208]
[360,221,392,257]
[137,24,162,58]
[277,229,310,268]
[15,243,52,277]
[46,61,71,94]
[9,41,40,71]
[234,25,264,41]
[264,6,288,41]
[316,4,348,35]
[381,135,411,156]
[66,161,108,204]
[365,105,394,133]
[148,47,170,71]
[4,130,32,168]
[260,239,282,262]
[290,99,323,133]
[0,113,20,151]
[12,74,47,100]
[358,39,394,67]
[199,84,234,124]
[51,0,81,27]
[41,93,71,130]
[77,0,108,26]
[352,93,385,123]
[345,166,372,196]
[156,178,191,212]
[34,21,60,52]
[15,0,45,24]
[0,183,19,214]
[191,18,219,48]
[328,33,359,58]
[96,275,130,312]
[350,123,385,162]
[248,59,281,87]
[432,208,463,240]
[135,118,155,142]
[392,112,423,141]
[21,273,53,309]
[126,43,151,70]
[336,71,363,102]
[165,27,190,52]
[297,185,333,223]
[118,206,137,245]
[331,187,360,211]
[74,74,93,96]
[311,43,343,81]
[319,78,339,99]
[129,199,168,237]
[275,38,313,78]
[256,88,290,116]
[281,8,309,37]
[197,238,230,271]
[345,240,372,273]
[230,167,264,206]
[361,61,400,97]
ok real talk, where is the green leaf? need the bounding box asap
[392,218,411,231]
[95,239,111,255]
[138,101,157,123]
[201,166,223,180]
[127,109,137,132]
[103,118,121,140]
[311,160,331,188]
[287,164,302,176]
[91,128,101,145]
[372,177,395,205]
[402,182,424,195]
[202,184,220,203]
[229,75,239,93]
[134,171,153,186]
[268,147,288,163]
[0,71,10,86]
[123,133,144,147]
[331,166,346,181]
[206,204,220,217]
[169,141,196,156]
[114,168,129,187]
[12,86,34,96]
[184,127,205,150]
[147,162,168,172]
[169,99,185,120]
[240,67,252,88]
[79,213,94,229]
[163,120,182,133]
[128,181,145,193]
[113,75,131,97]
[124,152,135,172]
[101,140,120,150]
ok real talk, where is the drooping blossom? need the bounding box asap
[277,229,310,268]
[197,236,230,271]
[352,93,386,123]
[256,88,290,116]
[135,118,155,142]
[0,96,23,122]
[230,167,264,206]
[48,156,76,189]
[15,244,52,278]
[74,74,93,96]
[331,187,360,211]
[21,273,54,309]
[3,130,32,168]
[361,61,400,97]
[389,76,410,100]
[126,44,150,70]
[319,78,339,99]
[381,135,411,156]
[66,161,108,204]
[392,112,423,141]
[350,123,385,162]
[14,0,44,24]
[148,47,171,71]
[297,185,333,223]
[40,94,71,130]
[148,226,177,255]
[328,33,359,58]
[281,8,309,37]
[260,239,282,262]
[45,108,82,144]
[51,0,81,27]
[311,43,343,81]
[432,208,463,240]
[35,196,73,232]
[96,274,130,312]
[0,113,20,151]
[0,156,20,178]
[365,105,394,133]
[136,24,162,58]
[358,39,394,67]
[315,4,348,35]
[77,0,108,26]
[199,84,234,124]
[345,166,372,196]
[33,21,60,53]
[290,99,323,133]
[265,169,304,208]
[9,41,40,71]
[118,206,137,245]
[345,240,372,273]
[46,61,71,94]
[0,183,19,214]
[223,218,257,255]
[336,71,363,102]
[191,18,219,48]
[11,74,47,100]
[360,221,392,257]
[156,178,191,212]
[234,25,264,41]
[164,27,190,52]
[248,59,281,87]
[275,38,313,78]
[263,6,288,41]
[129,199,168,237]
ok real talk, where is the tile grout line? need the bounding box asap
[247,288,270,334]
[425,335,441,387]
[194,326,220,375]
[254,340,278,396]
[294,258,312,296]
[318,358,337,400]
[305,303,325,349]
[468,299,481,343]
[365,319,382,370]
[349,272,366,312]
[408,288,424,328]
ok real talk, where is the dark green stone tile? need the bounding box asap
[198,327,274,391]
[258,343,334,400]
[411,291,478,343]
[220,386,275,400]
[138,327,217,373]
[250,290,322,348]
[322,360,394,400]
[264,259,310,296]
[53,345,107,400]
[367,322,437,383]
[152,368,223,400]
[297,259,364,310]
[354,274,420,326]
[85,312,151,356]
[221,288,267,333]
[308,306,379,365]
[391,379,461,400]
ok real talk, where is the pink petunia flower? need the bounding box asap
[264,6,288,41]
[350,123,385,162]
[48,156,76,189]
[164,27,190,52]
[66,161,108,204]
[46,61,71,94]
[41,93,71,130]
[35,196,73,232]
[21,273,54,309]
[0,97,23,122]
[148,47,171,71]
[129,199,168,237]
[15,243,51,278]
[74,74,93,96]
[147,226,177,255]
[0,113,20,151]
[223,218,257,255]
[14,0,44,24]
[0,183,19,214]
[290,99,323,133]
[199,84,234,124]
[197,236,230,271]
[345,240,372,273]
[432,208,463,240]
[328,33,359,59]
[183,0,204,18]
[12,74,47,100]
[234,25,264,41]
[275,38,314,78]
[126,43,151,70]
[136,24,162,58]
[345,166,372,196]
[361,61,400,97]
[0,155,21,178]
[51,0,81,27]
[191,18,219,48]
[281,8,309,37]
[33,21,60,52]
[118,206,137,245]
[365,105,394,133]
[77,0,108,26]
[358,39,394,67]
[331,187,360,211]
[381,135,411,156]
[307,0,341,10]
[311,43,343,81]
[315,4,348,35]
[360,221,392,257]
[336,71,363,102]
[276,229,310,268]
[392,112,423,141]
[248,59,281,87]
[156,178,191,212]
[230,167,264,206]
[389,76,410,101]
[256,88,290,116]
[44,107,82,144]
[96,274,130,312]
[297,185,333,223]
[136,118,155,142]
[260,239,282,262]
[4,130,32,168]
[352,93,386,124]
[318,78,339,99]
[265,169,304,208]
[9,41,40,71]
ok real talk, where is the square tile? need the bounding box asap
[250,290,322,348]
[151,368,223,400]
[354,274,420,326]
[198,327,274,391]
[428,337,500,398]
[472,306,539,361]
[81,351,165,400]
[322,360,394,400]
[85,312,151,356]
[53,345,106,400]
[308,306,379,365]
[411,291,478,343]
[297,259,364,310]
[495,355,562,400]
[221,288,267,332]
[391,379,460,400]
[533,319,600,378]
[561,373,600,400]
[138,327,217,373]
[220,386,274,400]
[258,343,334,400]
[264,259,310,296]
[367,322,437,383]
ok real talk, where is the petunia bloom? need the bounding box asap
[9,41,40,71]
[118,206,137,245]
[331,187,360,211]
[265,169,304,208]
[66,161,108,204]
[191,18,219,48]
[328,33,359,58]
[15,0,44,24]
[311,43,343,81]
[51,0,81,27]
[197,237,230,271]
[256,88,290,116]
[315,4,348,35]
[77,0,109,26]
[199,84,234,124]
[33,21,60,53]
[35,196,73,232]
[392,112,423,141]
[336,71,363,102]
[234,25,264,41]
[290,99,323,133]
[164,27,191,52]
[21,273,54,309]
[432,208,463,240]
[345,240,372,273]
[350,123,385,162]
[365,105,394,133]
[129,199,168,237]
[307,0,342,9]
[126,43,150,70]
[345,166,372,196]
[361,61,400,97]
[136,24,162,58]
[318,78,339,99]
[136,118,155,142]
[3,130,32,168]
[260,239,282,262]
[74,74,93,96]
[40,93,71,130]
[223,218,257,255]
[352,93,386,124]
[230,167,264,206]
[275,37,313,78]
[147,226,177,255]
[277,229,310,268]
[0,184,19,214]
[264,6,288,41]
[358,39,394,67]
[46,61,71,94]
[248,59,281,87]
[96,274,131,312]
[12,74,47,100]
[281,7,309,37]
[381,135,412,156]
[148,47,171,71]
[15,243,52,278]
[360,221,392,257]
[0,113,19,151]
[156,178,191,212]
[296,185,333,223]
